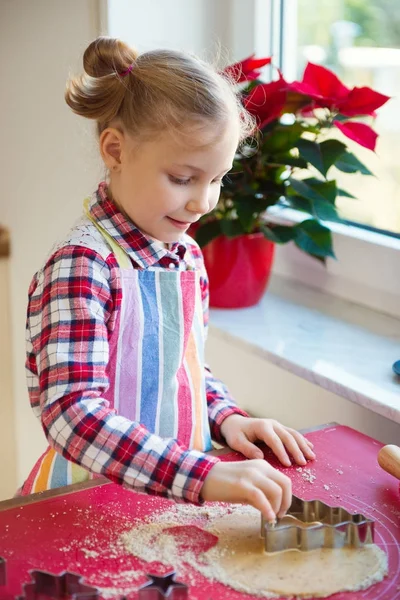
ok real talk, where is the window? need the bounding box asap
[250,0,400,318]
[281,0,400,237]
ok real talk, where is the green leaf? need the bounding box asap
[319,140,347,176]
[303,178,338,204]
[288,177,337,205]
[195,220,222,248]
[261,224,296,244]
[236,203,258,233]
[220,219,245,238]
[296,139,324,175]
[262,123,304,154]
[293,219,335,258]
[272,153,308,168]
[285,195,312,215]
[335,151,374,175]
[232,194,276,213]
[288,195,341,222]
[296,139,347,177]
[337,188,357,199]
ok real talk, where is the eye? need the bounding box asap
[169,175,191,186]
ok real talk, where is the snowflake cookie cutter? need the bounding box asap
[261,495,375,553]
[15,570,100,600]
[138,570,188,600]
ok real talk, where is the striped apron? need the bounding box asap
[20,201,212,494]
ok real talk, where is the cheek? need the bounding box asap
[209,185,222,208]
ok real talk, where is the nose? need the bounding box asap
[186,185,212,216]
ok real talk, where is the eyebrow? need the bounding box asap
[174,164,232,175]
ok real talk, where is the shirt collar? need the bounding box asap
[88,182,187,269]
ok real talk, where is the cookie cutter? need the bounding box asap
[261,495,375,553]
[16,570,100,600]
[138,570,188,599]
[0,556,6,586]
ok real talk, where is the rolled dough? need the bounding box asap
[122,504,388,599]
[203,509,388,598]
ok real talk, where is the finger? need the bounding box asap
[276,428,308,465]
[248,478,282,519]
[232,433,264,460]
[261,429,292,467]
[245,486,276,522]
[287,429,316,460]
[261,478,284,517]
[268,470,292,517]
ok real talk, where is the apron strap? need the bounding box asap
[83,197,132,269]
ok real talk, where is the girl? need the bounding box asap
[21,37,315,522]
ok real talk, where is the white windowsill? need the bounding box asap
[209,274,400,425]
[263,208,400,321]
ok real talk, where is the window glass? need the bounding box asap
[296,0,400,235]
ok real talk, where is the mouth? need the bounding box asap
[166,217,195,230]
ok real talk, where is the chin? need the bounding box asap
[164,232,186,243]
[150,230,186,245]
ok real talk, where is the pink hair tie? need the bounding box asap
[119,63,134,77]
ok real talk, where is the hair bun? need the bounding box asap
[83,36,138,78]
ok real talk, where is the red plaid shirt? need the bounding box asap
[25,182,247,503]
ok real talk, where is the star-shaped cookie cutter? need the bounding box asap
[15,570,100,600]
[0,556,6,586]
[261,495,375,553]
[138,570,188,599]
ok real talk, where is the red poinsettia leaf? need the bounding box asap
[240,55,272,71]
[224,54,272,83]
[302,62,350,100]
[244,78,288,128]
[289,63,350,110]
[337,86,391,117]
[334,120,378,151]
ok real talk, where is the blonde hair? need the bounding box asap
[65,36,254,144]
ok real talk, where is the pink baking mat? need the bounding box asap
[0,425,399,599]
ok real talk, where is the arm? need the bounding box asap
[27,246,219,503]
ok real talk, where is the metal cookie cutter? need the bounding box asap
[138,571,188,600]
[261,495,374,553]
[16,570,100,600]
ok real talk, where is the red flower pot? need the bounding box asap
[201,233,275,308]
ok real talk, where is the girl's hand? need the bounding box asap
[201,460,292,521]
[220,415,316,467]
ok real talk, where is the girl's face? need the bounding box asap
[107,121,239,243]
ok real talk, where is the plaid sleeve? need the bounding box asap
[189,240,249,443]
[27,245,218,503]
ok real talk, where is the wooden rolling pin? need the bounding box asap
[378,445,400,480]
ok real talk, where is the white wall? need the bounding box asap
[0,259,17,498]
[107,0,212,55]
[0,0,102,493]
[106,0,264,64]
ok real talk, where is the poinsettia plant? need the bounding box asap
[194,56,390,260]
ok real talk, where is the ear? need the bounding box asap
[99,127,125,172]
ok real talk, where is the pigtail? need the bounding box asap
[65,36,138,128]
